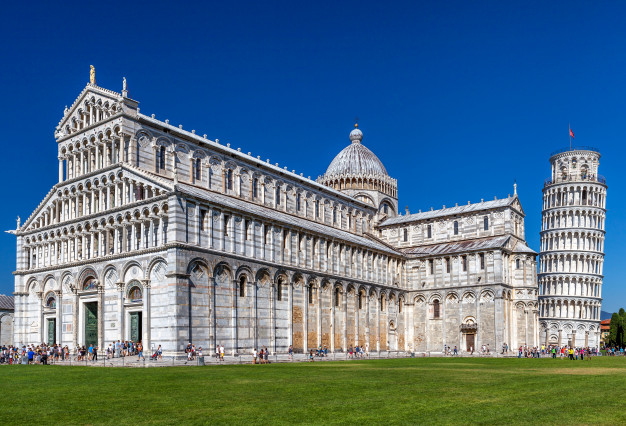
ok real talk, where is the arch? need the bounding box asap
[77,267,98,289]
[213,262,232,285]
[127,281,143,302]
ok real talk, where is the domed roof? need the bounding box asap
[324,125,388,178]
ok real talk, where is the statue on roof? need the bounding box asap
[16,216,20,228]
[123,77,127,91]
[90,65,96,85]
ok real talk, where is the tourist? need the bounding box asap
[453,346,458,356]
[93,346,98,362]
[309,349,314,362]
[137,342,144,361]
[253,348,258,364]
[288,345,293,360]
[263,346,269,364]
[220,345,225,362]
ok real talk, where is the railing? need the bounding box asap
[544,174,606,187]
[550,146,600,157]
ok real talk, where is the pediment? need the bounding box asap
[20,164,174,233]
[55,84,123,140]
[511,197,525,216]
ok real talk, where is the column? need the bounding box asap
[303,284,308,352]
[270,283,276,353]
[142,280,151,351]
[117,282,125,342]
[288,282,293,349]
[330,287,335,353]
[342,288,348,351]
[37,292,44,343]
[232,279,238,355]
[316,285,322,349]
[376,295,380,352]
[58,158,64,183]
[365,291,370,351]
[253,281,258,350]
[98,283,104,349]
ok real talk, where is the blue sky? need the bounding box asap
[0,1,624,311]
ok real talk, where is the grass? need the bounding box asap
[1,356,625,424]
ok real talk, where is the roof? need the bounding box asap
[512,240,537,255]
[400,235,511,258]
[323,129,388,178]
[380,197,518,226]
[176,183,403,256]
[601,319,611,325]
[0,294,14,311]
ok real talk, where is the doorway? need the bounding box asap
[465,333,475,352]
[129,312,143,343]
[47,318,56,345]
[84,302,98,347]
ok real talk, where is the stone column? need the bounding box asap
[142,280,151,351]
[72,287,78,347]
[365,291,370,351]
[270,283,276,353]
[330,287,335,353]
[288,282,293,349]
[442,296,447,350]
[558,329,562,346]
[117,282,125,342]
[58,157,64,183]
[232,279,238,355]
[584,331,589,348]
[98,283,104,349]
[342,288,348,351]
[37,291,44,343]
[376,294,380,352]
[303,284,308,352]
[210,276,217,354]
[253,281,258,350]
[55,290,63,346]
[354,291,359,347]
[316,285,322,348]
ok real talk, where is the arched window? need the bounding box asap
[315,200,320,218]
[195,159,201,181]
[380,295,385,311]
[403,229,408,242]
[83,277,97,291]
[46,294,56,309]
[427,224,432,238]
[226,169,233,191]
[358,292,363,310]
[158,146,166,171]
[296,193,301,211]
[277,280,283,301]
[454,220,459,235]
[335,288,340,307]
[308,285,313,304]
[433,299,440,319]
[252,178,258,199]
[239,276,246,298]
[516,259,520,269]
[483,216,489,231]
[383,204,389,214]
[333,209,337,224]
[275,186,281,205]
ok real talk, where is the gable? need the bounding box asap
[20,164,174,233]
[55,85,123,140]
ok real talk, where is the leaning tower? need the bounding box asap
[538,147,606,349]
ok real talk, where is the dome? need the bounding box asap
[324,125,388,178]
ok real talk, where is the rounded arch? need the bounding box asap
[77,267,98,289]
[235,265,253,282]
[213,262,232,285]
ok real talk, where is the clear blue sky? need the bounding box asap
[0,1,624,311]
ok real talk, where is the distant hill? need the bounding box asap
[601,311,613,320]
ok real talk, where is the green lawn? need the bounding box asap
[1,357,625,424]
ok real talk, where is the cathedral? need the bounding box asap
[11,71,539,355]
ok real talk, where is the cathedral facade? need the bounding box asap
[11,75,538,355]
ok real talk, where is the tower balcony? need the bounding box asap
[544,174,606,188]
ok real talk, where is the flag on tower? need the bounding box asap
[569,127,575,139]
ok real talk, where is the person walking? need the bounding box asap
[137,342,144,361]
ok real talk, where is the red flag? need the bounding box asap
[569,128,575,139]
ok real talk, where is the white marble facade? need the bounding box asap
[538,148,606,348]
[11,78,538,355]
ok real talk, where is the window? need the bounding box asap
[244,219,250,240]
[264,227,268,245]
[158,146,166,171]
[516,259,520,269]
[358,292,363,310]
[200,210,207,231]
[335,288,340,307]
[195,158,201,181]
[483,216,489,231]
[252,178,258,199]
[403,229,408,242]
[427,225,432,238]
[275,186,281,205]
[454,220,459,235]
[315,200,320,218]
[446,257,451,273]
[380,295,385,311]
[462,255,467,272]
[399,299,403,313]
[333,209,337,224]
[433,299,440,318]
[479,253,485,270]
[128,285,142,302]
[277,280,283,301]
[239,276,246,297]
[429,259,434,274]
[296,193,301,211]
[308,285,313,304]
[383,204,389,214]
[226,169,233,191]
[224,215,230,236]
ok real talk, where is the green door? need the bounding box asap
[84,302,98,347]
[47,319,56,345]
[130,312,142,343]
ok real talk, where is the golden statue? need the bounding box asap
[90,65,96,85]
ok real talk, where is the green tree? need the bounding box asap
[609,312,620,347]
